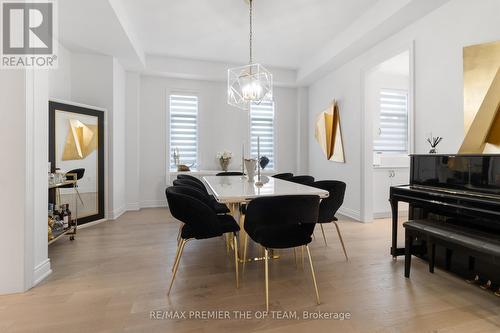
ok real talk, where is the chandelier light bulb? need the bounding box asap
[242,81,263,100]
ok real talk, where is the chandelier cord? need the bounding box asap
[249,0,253,64]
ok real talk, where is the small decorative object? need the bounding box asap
[217,150,233,171]
[173,148,180,167]
[426,135,443,154]
[259,156,269,169]
[244,158,257,182]
[315,100,345,163]
[241,143,245,176]
[254,136,263,185]
[177,164,190,172]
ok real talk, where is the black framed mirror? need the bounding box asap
[49,101,105,224]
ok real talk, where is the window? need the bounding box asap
[374,89,408,154]
[169,94,198,170]
[250,101,275,169]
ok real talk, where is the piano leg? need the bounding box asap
[445,249,452,271]
[468,256,475,272]
[390,198,399,259]
[427,236,435,273]
[404,231,412,278]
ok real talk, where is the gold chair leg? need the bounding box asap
[176,224,182,245]
[320,224,328,246]
[168,239,188,295]
[242,232,249,274]
[264,248,269,312]
[333,222,349,261]
[171,238,182,273]
[233,232,239,288]
[305,245,320,305]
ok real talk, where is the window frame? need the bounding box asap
[168,93,199,171]
[249,100,276,171]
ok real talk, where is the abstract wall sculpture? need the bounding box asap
[62,119,98,160]
[315,100,345,163]
[459,40,500,153]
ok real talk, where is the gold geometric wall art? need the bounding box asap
[459,40,500,154]
[315,100,345,163]
[62,119,98,160]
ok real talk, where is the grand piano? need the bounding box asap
[390,154,500,285]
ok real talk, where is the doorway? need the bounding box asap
[361,47,414,222]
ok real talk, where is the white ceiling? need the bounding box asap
[120,0,379,69]
[57,0,450,85]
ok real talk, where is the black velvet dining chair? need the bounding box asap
[272,172,294,180]
[244,195,321,311]
[172,179,230,214]
[288,175,315,186]
[177,174,206,190]
[312,180,348,260]
[216,171,245,176]
[165,186,240,294]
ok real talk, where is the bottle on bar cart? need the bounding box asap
[60,204,69,229]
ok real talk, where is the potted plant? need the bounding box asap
[217,150,232,171]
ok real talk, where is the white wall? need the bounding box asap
[125,72,141,211]
[49,43,72,100]
[0,70,28,293]
[0,69,50,294]
[111,60,127,218]
[137,75,299,208]
[66,52,129,220]
[307,0,500,220]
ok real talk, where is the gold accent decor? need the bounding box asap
[459,40,500,153]
[315,100,345,162]
[62,119,98,160]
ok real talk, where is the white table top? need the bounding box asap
[203,175,329,203]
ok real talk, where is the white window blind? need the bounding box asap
[250,101,275,169]
[169,94,198,170]
[374,90,408,153]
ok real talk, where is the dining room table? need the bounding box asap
[202,175,329,262]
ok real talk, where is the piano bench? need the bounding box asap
[403,219,500,279]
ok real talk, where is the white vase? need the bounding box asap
[244,159,257,182]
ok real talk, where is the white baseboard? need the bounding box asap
[126,202,140,211]
[140,200,166,208]
[373,210,408,219]
[106,205,127,220]
[33,259,52,286]
[337,207,361,221]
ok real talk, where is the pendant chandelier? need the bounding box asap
[227,0,273,110]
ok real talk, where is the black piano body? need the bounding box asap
[390,154,500,283]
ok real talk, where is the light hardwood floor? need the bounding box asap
[0,208,499,333]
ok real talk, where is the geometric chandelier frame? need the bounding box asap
[227,0,273,110]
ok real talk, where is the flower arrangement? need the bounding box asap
[217,150,232,171]
[426,135,443,154]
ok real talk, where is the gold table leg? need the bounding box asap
[264,248,269,312]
